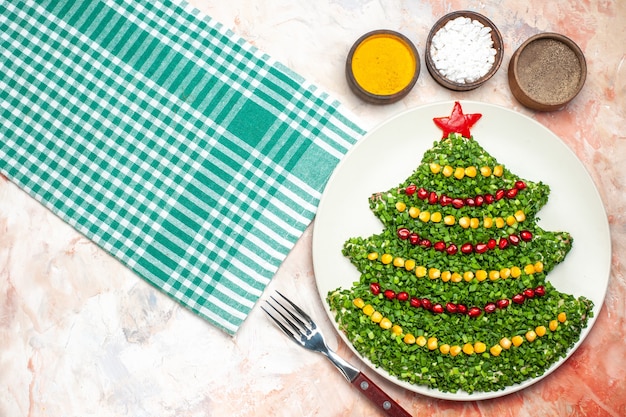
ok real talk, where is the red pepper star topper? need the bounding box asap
[433,101,482,139]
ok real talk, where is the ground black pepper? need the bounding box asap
[517,38,582,104]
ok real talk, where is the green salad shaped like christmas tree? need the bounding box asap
[327,102,593,394]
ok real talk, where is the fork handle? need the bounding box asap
[351,373,412,417]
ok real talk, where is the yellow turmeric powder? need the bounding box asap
[350,33,417,96]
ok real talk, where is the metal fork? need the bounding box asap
[263,291,412,417]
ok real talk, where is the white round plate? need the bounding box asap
[312,101,611,401]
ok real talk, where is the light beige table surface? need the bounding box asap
[2,1,625,416]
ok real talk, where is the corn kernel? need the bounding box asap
[367,252,378,261]
[353,298,365,309]
[442,165,454,177]
[443,215,456,225]
[454,167,465,180]
[408,206,420,218]
[395,201,407,212]
[495,217,505,228]
[549,320,559,331]
[500,268,511,279]
[416,335,427,347]
[489,270,500,281]
[427,337,438,350]
[506,215,517,226]
[440,344,450,354]
[483,217,494,228]
[510,266,522,278]
[429,162,441,174]
[379,317,392,329]
[470,218,480,229]
[391,325,403,336]
[404,333,416,344]
[490,344,502,356]
[450,345,463,356]
[512,335,524,347]
[441,271,452,282]
[418,211,431,222]
[525,330,537,342]
[381,254,393,265]
[480,166,492,177]
[534,261,544,273]
[393,257,405,268]
[428,268,441,280]
[463,343,475,355]
[535,325,547,337]
[475,270,488,281]
[362,305,374,316]
[459,217,471,229]
[515,210,526,222]
[430,212,442,223]
[415,265,427,278]
[493,165,504,177]
[524,264,536,274]
[404,259,416,271]
[370,311,383,323]
[499,337,512,350]
[474,341,487,354]
[463,271,475,282]
[465,166,477,177]
[558,312,567,323]
[451,272,463,283]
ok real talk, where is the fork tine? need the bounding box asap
[261,305,298,340]
[275,290,317,330]
[266,297,305,336]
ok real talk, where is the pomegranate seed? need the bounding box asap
[487,239,497,250]
[434,241,446,251]
[452,198,465,209]
[465,197,476,207]
[457,304,468,314]
[370,282,381,295]
[410,297,421,308]
[509,234,520,246]
[498,238,509,250]
[485,194,495,204]
[535,286,546,297]
[417,187,428,199]
[440,194,452,206]
[523,288,535,298]
[468,307,482,318]
[512,294,525,304]
[495,189,505,200]
[409,233,420,245]
[397,291,409,302]
[475,195,484,206]
[461,243,473,254]
[421,298,432,310]
[405,184,417,195]
[496,299,510,309]
[397,227,410,239]
[515,180,527,190]
[520,230,533,241]
[446,244,458,255]
[432,303,444,314]
[506,188,518,199]
[484,302,497,314]
[446,302,458,313]
[428,191,439,204]
[420,239,432,248]
[384,289,396,300]
[475,243,488,253]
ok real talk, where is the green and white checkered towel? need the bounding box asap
[0,0,364,334]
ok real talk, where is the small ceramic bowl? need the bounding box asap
[345,30,420,104]
[508,33,586,111]
[425,11,503,91]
